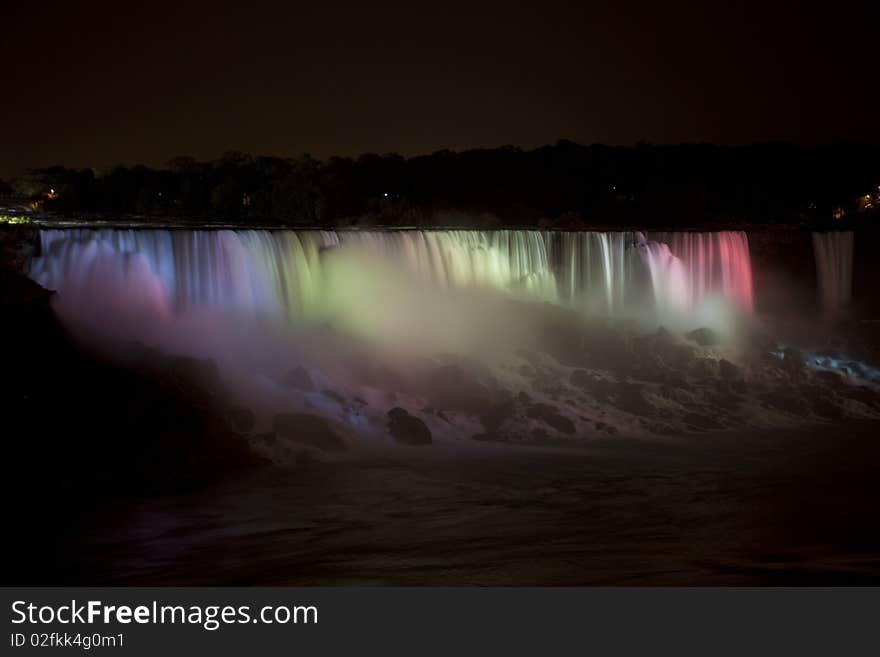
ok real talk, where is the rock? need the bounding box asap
[570,369,612,401]
[294,449,315,465]
[709,389,742,411]
[719,359,740,381]
[273,413,347,451]
[427,364,491,413]
[251,432,277,447]
[781,347,805,377]
[812,396,843,420]
[645,420,680,434]
[280,366,315,391]
[570,369,594,387]
[594,421,618,435]
[525,403,576,434]
[472,432,505,443]
[689,358,717,379]
[229,406,255,433]
[682,412,723,431]
[848,386,880,409]
[387,407,432,445]
[730,379,748,394]
[746,330,778,355]
[813,369,844,385]
[167,355,224,402]
[760,390,808,415]
[685,327,719,346]
[584,330,635,372]
[519,364,538,379]
[635,352,667,382]
[321,389,346,404]
[612,382,653,416]
[480,399,516,433]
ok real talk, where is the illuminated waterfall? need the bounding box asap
[812,231,854,317]
[549,231,629,314]
[31,228,755,327]
[649,231,754,313]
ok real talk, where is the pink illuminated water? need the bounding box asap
[649,231,754,313]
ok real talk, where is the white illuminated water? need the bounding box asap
[30,228,756,330]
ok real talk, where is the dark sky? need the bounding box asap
[2,0,878,177]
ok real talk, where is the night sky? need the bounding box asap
[2,0,878,177]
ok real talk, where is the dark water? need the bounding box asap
[36,422,880,585]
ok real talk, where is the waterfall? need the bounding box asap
[812,231,854,317]
[649,231,754,313]
[30,228,755,328]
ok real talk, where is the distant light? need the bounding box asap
[50,188,55,194]
[383,192,389,197]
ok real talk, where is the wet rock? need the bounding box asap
[472,431,506,443]
[812,396,844,420]
[760,390,808,415]
[781,347,805,377]
[273,413,347,451]
[570,368,593,387]
[612,382,653,415]
[685,327,719,346]
[594,421,618,434]
[251,432,277,447]
[682,412,723,431]
[480,399,516,433]
[387,407,433,445]
[321,389,346,404]
[2,266,270,503]
[294,449,315,465]
[427,364,492,413]
[515,348,542,366]
[708,389,742,412]
[531,427,550,442]
[229,406,255,433]
[570,369,613,401]
[537,307,592,367]
[689,358,717,380]
[635,352,667,382]
[584,330,635,372]
[719,359,740,381]
[645,420,680,434]
[280,366,315,391]
[813,369,844,386]
[746,330,778,355]
[730,379,748,394]
[525,403,575,434]
[519,364,538,379]
[848,386,880,409]
[167,355,224,402]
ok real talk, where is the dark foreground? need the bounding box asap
[25,421,880,586]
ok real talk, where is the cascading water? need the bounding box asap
[812,231,854,317]
[31,228,754,330]
[649,231,754,313]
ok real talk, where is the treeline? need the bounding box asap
[6,141,880,227]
